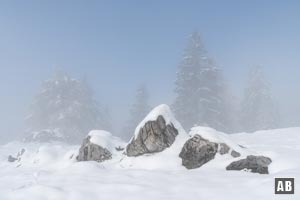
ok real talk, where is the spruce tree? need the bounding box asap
[124,85,151,140]
[25,69,108,143]
[198,59,235,132]
[173,32,233,132]
[240,66,279,132]
[173,32,204,130]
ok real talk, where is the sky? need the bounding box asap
[0,0,300,142]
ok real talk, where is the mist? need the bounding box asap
[1,1,300,144]
[2,2,300,200]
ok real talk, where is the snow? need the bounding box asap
[1,128,300,199]
[88,130,126,153]
[231,127,300,174]
[133,104,185,139]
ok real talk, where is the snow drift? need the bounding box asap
[1,128,300,199]
[1,104,299,199]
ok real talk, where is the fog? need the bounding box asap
[0,1,300,144]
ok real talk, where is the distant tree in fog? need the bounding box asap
[240,66,279,132]
[124,85,151,140]
[173,32,234,132]
[102,106,113,133]
[25,69,109,143]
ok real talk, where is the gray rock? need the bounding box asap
[179,134,218,169]
[226,155,272,174]
[8,155,17,162]
[8,148,26,163]
[17,148,26,157]
[219,143,230,155]
[126,115,179,157]
[77,136,112,162]
[231,150,241,158]
[219,143,240,157]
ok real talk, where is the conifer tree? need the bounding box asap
[173,32,234,132]
[240,66,279,132]
[124,85,151,140]
[25,69,108,143]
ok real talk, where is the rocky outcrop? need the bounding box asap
[126,115,179,157]
[77,136,112,162]
[226,155,272,174]
[179,135,218,169]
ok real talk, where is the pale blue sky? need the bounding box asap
[0,0,300,141]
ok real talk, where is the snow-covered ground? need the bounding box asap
[0,127,299,200]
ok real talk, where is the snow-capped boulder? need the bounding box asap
[191,127,242,157]
[77,136,112,162]
[226,155,272,174]
[179,127,244,169]
[179,135,218,169]
[126,104,183,157]
[77,130,125,162]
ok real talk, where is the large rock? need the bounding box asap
[179,134,218,169]
[226,155,272,174]
[77,136,112,162]
[126,115,179,157]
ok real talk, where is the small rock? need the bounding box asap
[8,155,17,162]
[179,135,218,169]
[219,143,230,155]
[77,136,112,162]
[231,150,241,158]
[226,155,272,174]
[17,148,26,157]
[115,146,124,151]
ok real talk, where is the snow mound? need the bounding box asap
[1,128,300,199]
[1,142,78,170]
[232,127,300,174]
[88,130,126,153]
[133,104,185,139]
